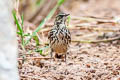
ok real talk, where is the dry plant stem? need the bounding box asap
[43,23,119,33]
[72,36,120,43]
[75,26,118,32]
[71,16,112,20]
[18,57,53,61]
[36,33,43,45]
[71,16,114,22]
[41,36,120,45]
[39,26,118,33]
[36,32,48,46]
[15,0,22,25]
[20,75,41,79]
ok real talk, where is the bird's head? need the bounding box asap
[54,12,70,25]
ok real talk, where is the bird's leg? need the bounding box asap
[65,52,69,63]
[65,53,67,62]
[50,51,53,58]
[50,49,54,63]
[49,50,54,70]
[50,49,53,59]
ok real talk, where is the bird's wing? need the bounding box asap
[62,27,71,44]
[66,29,71,44]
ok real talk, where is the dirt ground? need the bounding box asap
[18,0,120,80]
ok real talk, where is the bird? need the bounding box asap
[48,12,71,62]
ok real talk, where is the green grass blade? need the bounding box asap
[13,10,25,46]
[57,0,65,5]
[33,35,39,46]
[36,0,44,6]
[21,13,24,28]
[23,33,30,36]
[12,10,23,34]
[17,32,21,35]
[66,15,71,28]
[35,46,49,56]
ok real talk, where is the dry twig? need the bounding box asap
[18,57,52,60]
[72,36,120,43]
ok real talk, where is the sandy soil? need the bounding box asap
[18,0,120,80]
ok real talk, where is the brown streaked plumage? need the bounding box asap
[48,13,71,61]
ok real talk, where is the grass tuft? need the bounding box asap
[12,10,25,45]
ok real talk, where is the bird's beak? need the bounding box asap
[65,14,70,16]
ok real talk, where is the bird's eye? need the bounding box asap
[60,15,64,17]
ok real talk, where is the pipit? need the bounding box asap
[48,13,71,62]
